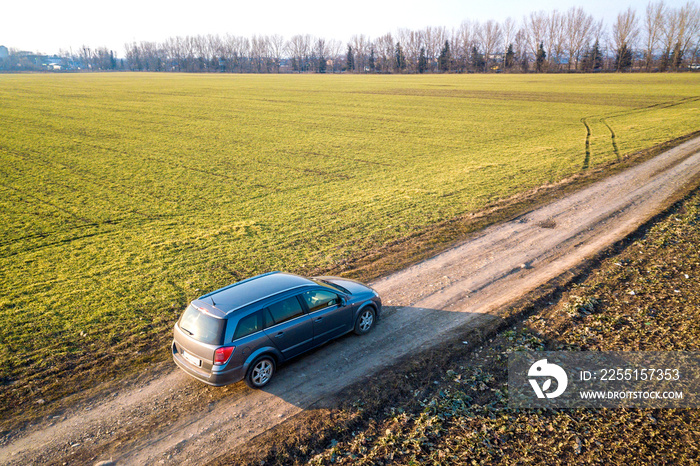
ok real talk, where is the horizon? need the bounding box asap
[3,0,685,58]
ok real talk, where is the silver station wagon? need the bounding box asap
[172,272,381,388]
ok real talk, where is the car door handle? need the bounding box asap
[314,317,323,323]
[275,332,284,338]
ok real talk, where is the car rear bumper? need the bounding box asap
[172,341,245,386]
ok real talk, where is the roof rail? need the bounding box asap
[198,271,280,299]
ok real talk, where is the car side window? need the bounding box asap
[301,289,339,313]
[262,308,275,329]
[266,296,305,325]
[232,311,261,341]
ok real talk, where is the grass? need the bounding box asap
[0,73,699,421]
[214,176,700,466]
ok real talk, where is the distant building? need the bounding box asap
[0,46,9,59]
[45,55,63,70]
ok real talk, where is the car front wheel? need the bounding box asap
[245,356,276,389]
[354,307,376,335]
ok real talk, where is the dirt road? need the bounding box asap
[3,137,700,465]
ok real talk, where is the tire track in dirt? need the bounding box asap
[601,119,621,162]
[2,137,700,466]
[581,96,699,168]
[581,117,591,169]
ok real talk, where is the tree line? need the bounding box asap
[8,1,700,73]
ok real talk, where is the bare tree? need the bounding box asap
[691,33,700,67]
[268,34,285,72]
[250,35,269,72]
[453,21,476,71]
[299,34,312,71]
[238,36,252,72]
[220,35,249,72]
[327,39,344,72]
[143,42,164,71]
[644,1,667,70]
[403,29,425,72]
[351,34,371,72]
[675,2,700,68]
[514,28,529,71]
[421,26,448,71]
[420,27,435,69]
[374,33,395,72]
[315,38,328,72]
[525,11,549,64]
[592,18,606,45]
[162,37,181,71]
[502,17,518,59]
[287,35,311,72]
[180,36,194,70]
[660,7,679,69]
[209,35,227,71]
[612,7,639,70]
[78,45,93,70]
[478,20,502,71]
[547,10,567,70]
[434,27,449,70]
[687,3,700,67]
[447,27,463,72]
[192,35,214,71]
[566,7,594,70]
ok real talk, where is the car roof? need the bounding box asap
[197,271,315,315]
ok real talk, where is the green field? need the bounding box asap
[0,73,699,410]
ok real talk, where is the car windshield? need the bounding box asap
[312,278,351,295]
[179,304,225,345]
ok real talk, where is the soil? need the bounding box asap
[1,136,700,465]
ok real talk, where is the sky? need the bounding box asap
[2,0,690,57]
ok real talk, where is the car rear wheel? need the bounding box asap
[245,356,276,389]
[354,307,376,335]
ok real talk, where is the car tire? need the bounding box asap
[245,356,276,389]
[354,307,376,335]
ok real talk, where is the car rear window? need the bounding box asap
[232,311,262,341]
[179,304,225,345]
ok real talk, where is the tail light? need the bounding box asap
[214,346,235,365]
